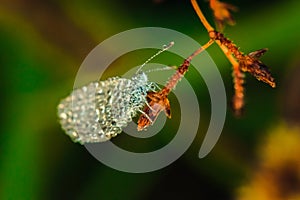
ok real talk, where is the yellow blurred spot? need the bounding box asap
[237,123,300,200]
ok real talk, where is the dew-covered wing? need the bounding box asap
[57,77,131,144]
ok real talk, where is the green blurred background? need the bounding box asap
[1,0,300,199]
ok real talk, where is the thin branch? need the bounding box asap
[191,0,215,32]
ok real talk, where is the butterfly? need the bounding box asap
[57,42,174,144]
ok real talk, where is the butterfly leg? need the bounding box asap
[138,109,153,124]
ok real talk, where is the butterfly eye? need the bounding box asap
[150,84,156,91]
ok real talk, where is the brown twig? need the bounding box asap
[191,0,275,115]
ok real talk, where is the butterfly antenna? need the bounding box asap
[144,66,177,74]
[136,41,174,74]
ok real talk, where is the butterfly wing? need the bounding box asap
[57,79,126,144]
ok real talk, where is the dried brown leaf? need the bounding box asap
[209,0,238,31]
